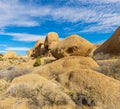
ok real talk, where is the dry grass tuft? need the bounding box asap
[93,52,110,60]
[7,83,37,98]
[0,79,9,94]
[97,59,120,80]
[6,74,75,108]
[0,67,32,81]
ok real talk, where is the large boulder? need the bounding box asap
[51,34,94,59]
[3,51,18,59]
[29,32,59,58]
[94,26,120,55]
[34,56,99,79]
[33,56,120,109]
[44,32,59,50]
[31,40,46,57]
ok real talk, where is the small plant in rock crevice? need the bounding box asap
[33,57,41,67]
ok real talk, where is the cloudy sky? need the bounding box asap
[0,0,120,55]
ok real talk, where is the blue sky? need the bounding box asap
[0,0,120,55]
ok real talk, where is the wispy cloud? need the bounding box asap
[0,0,119,33]
[79,13,120,33]
[0,0,39,28]
[68,0,120,4]
[86,0,120,3]
[5,47,30,51]
[0,0,97,27]
[0,50,6,53]
[0,32,45,42]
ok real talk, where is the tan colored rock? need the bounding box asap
[27,49,33,57]
[34,40,44,49]
[94,26,120,55]
[3,51,18,59]
[58,69,120,109]
[44,32,59,50]
[33,56,120,109]
[34,56,99,79]
[51,34,94,59]
[27,32,59,58]
[31,40,46,57]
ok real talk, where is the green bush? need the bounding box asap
[33,57,41,67]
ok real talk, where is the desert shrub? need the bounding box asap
[40,82,73,106]
[97,60,120,80]
[38,55,44,58]
[43,105,75,109]
[6,79,74,108]
[0,54,3,61]
[44,59,55,65]
[68,87,96,107]
[21,59,27,62]
[0,58,3,61]
[33,57,41,67]
[93,52,110,60]
[7,83,37,98]
[0,53,3,56]
[0,67,32,81]
[0,79,9,93]
[7,66,15,70]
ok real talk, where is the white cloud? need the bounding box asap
[5,47,30,51]
[50,7,98,23]
[79,25,116,33]
[70,0,120,4]
[79,13,120,33]
[0,50,6,53]
[0,32,45,42]
[0,0,39,28]
[90,0,120,3]
[0,0,119,33]
[0,0,98,27]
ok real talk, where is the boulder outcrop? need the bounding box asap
[3,51,18,59]
[44,32,59,50]
[28,32,60,58]
[29,40,47,58]
[33,56,120,109]
[51,34,94,59]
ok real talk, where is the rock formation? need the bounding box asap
[51,34,94,59]
[31,40,46,57]
[33,56,120,109]
[44,32,59,50]
[28,32,60,58]
[3,51,18,59]
[94,26,120,55]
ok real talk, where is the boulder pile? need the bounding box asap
[28,32,60,58]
